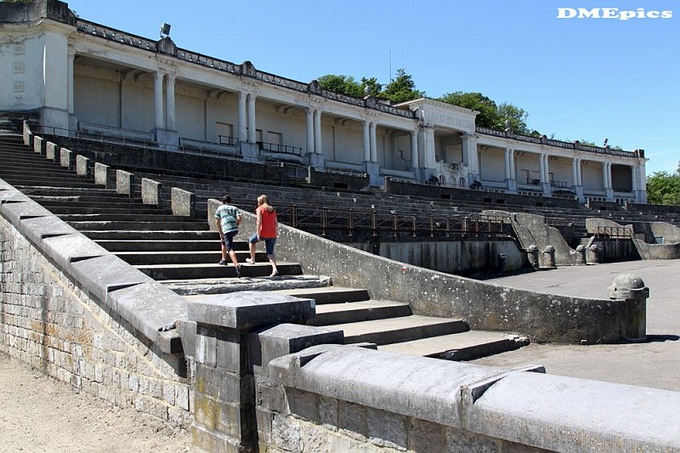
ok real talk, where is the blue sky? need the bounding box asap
[66,0,679,175]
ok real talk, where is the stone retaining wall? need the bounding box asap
[0,182,192,427]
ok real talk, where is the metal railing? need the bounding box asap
[274,204,510,240]
[258,141,303,156]
[595,226,633,239]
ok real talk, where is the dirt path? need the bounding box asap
[0,352,192,453]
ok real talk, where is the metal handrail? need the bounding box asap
[272,204,509,239]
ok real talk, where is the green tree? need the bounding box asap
[316,74,364,98]
[646,167,680,205]
[497,103,539,136]
[381,69,423,104]
[316,74,383,99]
[360,77,382,98]
[438,91,500,128]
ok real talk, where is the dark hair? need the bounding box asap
[222,195,231,203]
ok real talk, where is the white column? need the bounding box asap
[602,162,610,189]
[154,72,165,129]
[572,158,579,187]
[67,49,75,115]
[306,108,315,153]
[462,133,479,176]
[423,128,437,168]
[362,121,371,162]
[504,148,512,180]
[510,150,517,179]
[369,122,378,162]
[166,74,176,131]
[314,109,322,154]
[638,163,647,191]
[411,131,419,170]
[238,92,247,142]
[637,161,648,203]
[539,153,546,183]
[247,93,256,143]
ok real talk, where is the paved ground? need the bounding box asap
[470,259,680,392]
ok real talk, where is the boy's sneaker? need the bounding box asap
[235,264,242,278]
[218,259,228,265]
[245,258,255,264]
[269,271,279,278]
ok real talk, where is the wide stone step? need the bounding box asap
[84,230,216,241]
[0,153,66,163]
[176,274,334,296]
[116,250,264,265]
[21,186,118,194]
[41,205,168,215]
[66,220,207,230]
[20,188,129,199]
[58,213,182,222]
[271,286,371,304]
[136,262,303,280]
[7,179,100,188]
[0,163,82,175]
[309,299,412,326]
[325,315,469,345]
[378,331,530,361]
[0,170,88,183]
[97,239,218,252]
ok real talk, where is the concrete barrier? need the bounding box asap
[94,162,109,187]
[76,154,90,178]
[33,134,44,155]
[59,146,73,169]
[141,177,161,205]
[263,343,680,452]
[46,141,58,161]
[116,169,133,196]
[171,187,195,218]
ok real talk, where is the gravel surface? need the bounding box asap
[0,352,192,453]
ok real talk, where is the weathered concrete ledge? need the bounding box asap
[267,345,680,452]
[270,345,544,428]
[188,291,316,331]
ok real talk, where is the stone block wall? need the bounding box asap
[259,342,680,452]
[0,190,192,428]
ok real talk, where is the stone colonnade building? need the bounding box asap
[0,0,647,204]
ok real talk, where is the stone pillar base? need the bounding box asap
[154,128,179,148]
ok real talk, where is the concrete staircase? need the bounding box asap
[0,132,528,361]
[271,286,528,360]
